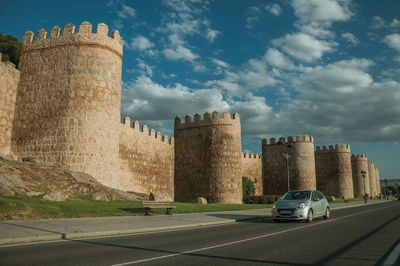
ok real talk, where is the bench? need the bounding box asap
[141,200,176,215]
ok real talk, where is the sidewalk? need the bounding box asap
[0,200,388,245]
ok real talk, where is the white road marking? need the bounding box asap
[110,204,395,266]
[382,240,400,266]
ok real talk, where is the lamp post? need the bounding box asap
[279,140,293,192]
[361,170,367,203]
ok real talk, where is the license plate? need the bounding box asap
[280,210,292,215]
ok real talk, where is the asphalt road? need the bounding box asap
[1,201,399,266]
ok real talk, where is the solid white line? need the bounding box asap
[382,240,400,266]
[110,204,394,266]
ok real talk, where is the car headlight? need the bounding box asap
[298,203,306,209]
[272,205,276,209]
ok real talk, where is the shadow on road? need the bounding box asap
[0,222,66,239]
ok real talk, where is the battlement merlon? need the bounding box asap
[315,144,351,153]
[174,111,240,129]
[121,117,173,145]
[262,135,314,146]
[21,21,123,58]
[351,153,368,161]
[243,152,261,159]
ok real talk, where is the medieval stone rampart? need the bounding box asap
[262,136,316,195]
[242,152,262,195]
[375,167,380,195]
[351,154,370,196]
[11,22,123,186]
[0,56,20,155]
[117,117,174,201]
[174,111,242,203]
[368,161,377,197]
[315,144,354,199]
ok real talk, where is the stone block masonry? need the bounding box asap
[242,152,262,196]
[174,111,242,204]
[351,154,370,196]
[315,144,354,199]
[117,117,174,201]
[262,136,316,196]
[368,161,377,197]
[0,56,20,155]
[11,22,123,187]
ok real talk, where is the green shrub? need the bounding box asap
[242,176,255,198]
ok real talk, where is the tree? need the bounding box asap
[242,176,255,197]
[0,32,21,67]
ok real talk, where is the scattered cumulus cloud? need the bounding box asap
[163,45,199,62]
[130,36,154,51]
[273,33,334,62]
[383,34,400,52]
[265,4,282,16]
[117,4,136,19]
[291,0,352,24]
[341,32,359,46]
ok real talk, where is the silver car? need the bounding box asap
[271,190,330,223]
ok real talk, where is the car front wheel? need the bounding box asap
[323,207,330,219]
[306,209,313,223]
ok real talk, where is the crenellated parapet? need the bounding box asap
[21,21,123,59]
[351,153,368,161]
[243,152,261,159]
[262,135,314,145]
[121,117,174,145]
[315,144,350,153]
[174,111,240,130]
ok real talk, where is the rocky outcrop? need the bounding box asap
[0,154,146,201]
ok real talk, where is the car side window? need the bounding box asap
[312,192,319,201]
[317,191,324,200]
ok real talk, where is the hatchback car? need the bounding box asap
[271,190,330,223]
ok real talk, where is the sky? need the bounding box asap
[1,0,400,179]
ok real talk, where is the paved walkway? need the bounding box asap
[0,200,388,245]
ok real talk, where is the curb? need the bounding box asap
[330,200,390,210]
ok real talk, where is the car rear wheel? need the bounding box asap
[323,207,330,219]
[306,209,313,223]
[273,219,280,223]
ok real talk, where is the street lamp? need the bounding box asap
[361,170,367,203]
[278,140,293,192]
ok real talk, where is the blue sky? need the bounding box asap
[1,0,400,179]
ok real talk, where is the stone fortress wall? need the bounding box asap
[351,154,370,196]
[241,152,262,196]
[174,112,242,203]
[0,21,382,203]
[262,136,316,196]
[315,144,354,199]
[11,22,123,187]
[117,117,174,201]
[0,55,19,155]
[368,161,377,197]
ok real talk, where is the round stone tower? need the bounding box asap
[11,22,123,186]
[174,111,242,204]
[368,161,376,197]
[315,144,354,199]
[262,136,316,196]
[375,167,381,195]
[351,154,370,197]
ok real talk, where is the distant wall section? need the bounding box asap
[174,111,242,204]
[117,118,174,201]
[315,144,354,199]
[242,152,262,196]
[0,56,19,155]
[351,154,370,196]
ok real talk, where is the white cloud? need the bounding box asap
[264,48,295,69]
[341,32,359,46]
[273,33,334,62]
[206,29,220,42]
[130,36,154,51]
[163,45,199,62]
[265,4,282,16]
[117,4,136,19]
[371,16,386,29]
[291,0,352,24]
[391,18,400,28]
[212,58,229,68]
[383,34,400,52]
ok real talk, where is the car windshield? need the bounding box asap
[282,191,311,200]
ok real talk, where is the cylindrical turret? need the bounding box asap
[315,144,354,199]
[375,168,380,195]
[368,161,376,197]
[11,22,123,186]
[174,111,242,203]
[351,154,370,197]
[262,136,316,196]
